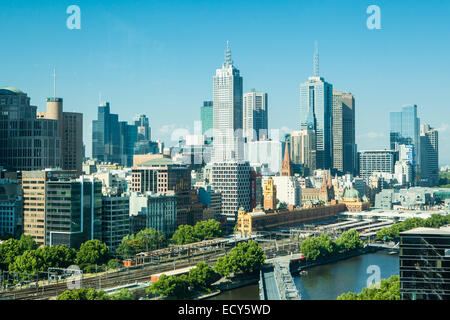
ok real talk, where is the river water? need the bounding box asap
[208,252,399,300]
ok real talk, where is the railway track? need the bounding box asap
[0,237,299,300]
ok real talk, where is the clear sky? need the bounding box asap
[1,0,449,164]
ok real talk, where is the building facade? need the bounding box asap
[101,195,130,251]
[400,227,450,300]
[332,91,356,175]
[243,90,268,141]
[0,87,61,171]
[0,180,23,238]
[212,41,244,162]
[420,124,439,186]
[359,150,397,182]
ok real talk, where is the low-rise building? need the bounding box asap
[0,180,23,238]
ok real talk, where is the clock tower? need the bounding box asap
[263,178,277,210]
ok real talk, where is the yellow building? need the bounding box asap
[263,178,277,210]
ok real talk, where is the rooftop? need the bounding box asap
[0,86,24,95]
[400,227,450,235]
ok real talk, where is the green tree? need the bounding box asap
[109,288,133,300]
[336,230,363,253]
[214,241,265,276]
[188,262,220,291]
[0,235,37,270]
[337,275,400,300]
[57,288,110,300]
[76,240,109,267]
[9,245,76,276]
[170,225,199,245]
[146,274,191,299]
[193,220,222,240]
[135,228,166,251]
[107,258,122,270]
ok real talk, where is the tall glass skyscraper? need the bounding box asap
[299,46,333,169]
[212,41,243,162]
[390,105,420,175]
[201,101,213,137]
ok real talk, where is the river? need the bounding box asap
[208,251,399,300]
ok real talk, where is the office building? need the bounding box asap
[332,91,356,175]
[92,102,122,164]
[390,105,420,180]
[420,124,439,186]
[45,176,102,248]
[243,90,268,141]
[0,87,61,171]
[0,180,23,238]
[21,170,78,245]
[359,150,397,182]
[290,129,316,173]
[101,195,130,251]
[299,45,333,169]
[400,227,450,300]
[272,176,302,208]
[212,41,244,162]
[211,161,251,216]
[38,97,83,175]
[201,101,213,137]
[129,192,177,236]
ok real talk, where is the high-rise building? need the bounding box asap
[332,91,356,175]
[400,227,450,300]
[212,41,244,162]
[92,103,147,167]
[290,129,316,173]
[272,176,302,208]
[390,105,420,178]
[0,87,61,171]
[201,101,213,137]
[243,90,268,141]
[420,124,439,186]
[21,170,78,245]
[45,175,102,248]
[37,98,84,175]
[101,195,130,251]
[92,102,121,164]
[129,192,177,236]
[0,179,23,238]
[299,45,333,170]
[359,150,397,182]
[211,161,251,217]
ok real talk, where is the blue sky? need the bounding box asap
[1,0,450,164]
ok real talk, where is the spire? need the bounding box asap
[281,142,292,176]
[313,41,319,76]
[327,169,332,188]
[224,40,233,67]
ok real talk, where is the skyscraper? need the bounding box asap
[0,87,61,171]
[390,105,420,177]
[359,150,397,182]
[243,90,268,141]
[420,124,439,186]
[92,102,121,163]
[299,44,333,169]
[290,129,316,173]
[38,97,83,175]
[332,91,356,175]
[201,101,213,137]
[212,41,244,162]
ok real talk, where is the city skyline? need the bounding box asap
[1,0,449,164]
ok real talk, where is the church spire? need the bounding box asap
[281,142,292,176]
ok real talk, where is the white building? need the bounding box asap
[395,160,413,186]
[212,41,244,162]
[211,161,250,216]
[272,176,302,207]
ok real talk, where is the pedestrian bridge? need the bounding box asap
[259,255,302,300]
